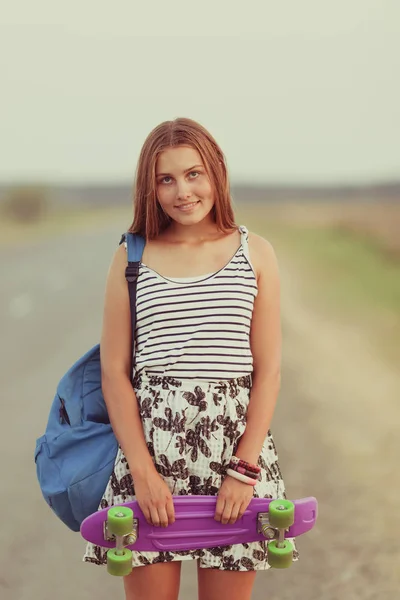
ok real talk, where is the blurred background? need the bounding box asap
[1,2,399,599]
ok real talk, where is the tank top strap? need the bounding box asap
[238,225,255,274]
[239,225,250,260]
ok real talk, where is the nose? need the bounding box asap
[177,180,192,201]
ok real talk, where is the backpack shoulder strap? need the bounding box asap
[125,232,146,264]
[119,232,146,381]
[119,232,145,258]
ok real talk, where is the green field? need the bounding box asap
[240,208,400,364]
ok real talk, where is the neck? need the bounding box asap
[165,217,220,243]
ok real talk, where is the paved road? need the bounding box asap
[1,221,398,599]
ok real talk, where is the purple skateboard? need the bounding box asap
[81,495,317,574]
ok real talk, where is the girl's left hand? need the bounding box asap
[214,474,255,524]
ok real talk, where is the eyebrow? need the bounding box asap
[156,164,204,177]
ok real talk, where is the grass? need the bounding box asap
[238,207,400,364]
[0,205,131,247]
[271,224,400,314]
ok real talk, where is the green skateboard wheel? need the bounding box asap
[268,499,295,529]
[267,540,293,569]
[107,506,134,537]
[107,548,133,576]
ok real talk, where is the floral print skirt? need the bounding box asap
[83,374,298,571]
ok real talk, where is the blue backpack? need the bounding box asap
[34,232,145,532]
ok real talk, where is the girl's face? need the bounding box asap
[155,146,215,227]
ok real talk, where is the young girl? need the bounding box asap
[83,118,298,600]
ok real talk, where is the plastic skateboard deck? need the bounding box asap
[81,495,318,553]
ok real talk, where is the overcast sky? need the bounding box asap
[1,1,399,185]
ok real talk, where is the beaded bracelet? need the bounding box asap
[229,456,261,477]
[230,456,261,473]
[228,460,259,480]
[231,464,260,480]
[226,468,257,486]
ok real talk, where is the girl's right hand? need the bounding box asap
[133,469,175,528]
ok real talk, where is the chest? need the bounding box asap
[136,257,257,333]
[141,235,242,278]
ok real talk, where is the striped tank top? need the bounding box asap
[133,225,258,381]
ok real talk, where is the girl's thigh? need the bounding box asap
[123,561,182,600]
[197,564,257,600]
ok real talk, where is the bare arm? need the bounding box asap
[214,233,282,524]
[100,244,175,526]
[100,244,154,478]
[234,233,282,464]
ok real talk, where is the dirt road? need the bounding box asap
[1,222,398,599]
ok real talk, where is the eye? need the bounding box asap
[188,171,200,179]
[160,176,172,184]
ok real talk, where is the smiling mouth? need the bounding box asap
[176,201,200,211]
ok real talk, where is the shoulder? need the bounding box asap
[246,230,279,282]
[115,240,128,263]
[247,230,274,254]
[105,240,128,285]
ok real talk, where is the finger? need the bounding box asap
[237,501,247,520]
[142,507,152,526]
[149,505,161,527]
[157,505,169,528]
[221,500,234,525]
[214,496,225,522]
[166,497,175,525]
[228,503,241,524]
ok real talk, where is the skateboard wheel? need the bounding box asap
[107,506,134,537]
[107,548,133,577]
[267,540,293,569]
[268,500,295,529]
